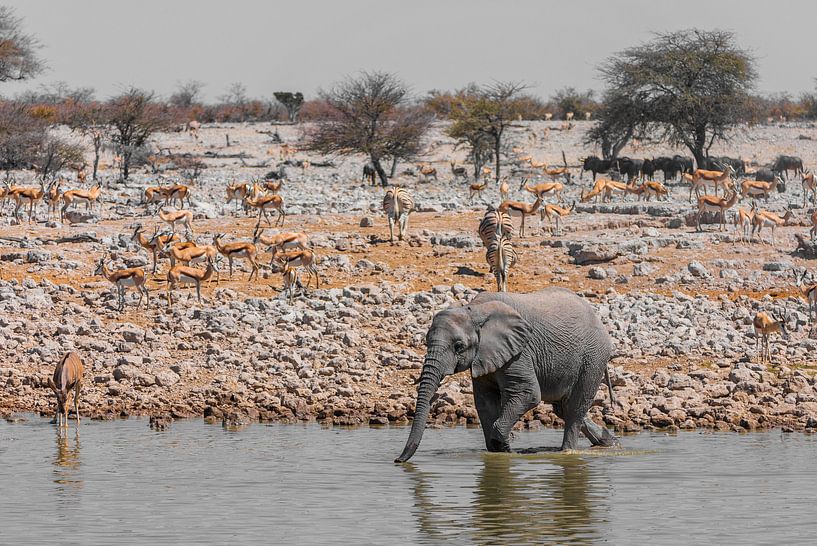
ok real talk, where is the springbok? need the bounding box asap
[696,190,739,232]
[166,258,219,309]
[753,308,789,365]
[60,183,102,222]
[497,196,541,237]
[751,207,792,246]
[802,170,816,207]
[94,256,150,311]
[158,206,194,237]
[213,233,259,281]
[48,352,84,427]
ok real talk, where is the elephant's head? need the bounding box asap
[395,300,531,463]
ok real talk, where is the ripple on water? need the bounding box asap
[0,417,816,545]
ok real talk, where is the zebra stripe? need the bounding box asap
[478,208,514,247]
[485,235,517,292]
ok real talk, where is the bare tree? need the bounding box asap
[169,80,205,108]
[64,101,108,180]
[34,136,85,180]
[107,88,177,180]
[0,7,44,82]
[274,92,304,123]
[447,82,528,182]
[304,71,431,186]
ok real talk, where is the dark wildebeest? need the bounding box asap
[48,352,84,427]
[748,167,776,183]
[771,155,803,180]
[652,156,684,182]
[362,162,377,185]
[705,156,745,175]
[641,158,656,179]
[615,157,644,182]
[674,155,694,175]
[581,156,615,181]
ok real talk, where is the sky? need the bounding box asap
[2,0,816,102]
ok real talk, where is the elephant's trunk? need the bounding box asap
[395,360,444,463]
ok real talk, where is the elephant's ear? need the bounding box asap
[469,301,532,378]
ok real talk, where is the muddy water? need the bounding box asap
[1,417,815,545]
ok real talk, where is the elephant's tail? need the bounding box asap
[605,365,616,407]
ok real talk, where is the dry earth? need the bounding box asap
[2,120,817,435]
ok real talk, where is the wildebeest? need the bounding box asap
[746,167,776,183]
[771,155,803,180]
[705,156,745,176]
[581,156,615,181]
[614,157,643,182]
[362,162,377,185]
[652,156,685,182]
[641,158,656,179]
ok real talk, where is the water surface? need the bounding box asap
[1,417,815,544]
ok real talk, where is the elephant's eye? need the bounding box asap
[454,341,465,354]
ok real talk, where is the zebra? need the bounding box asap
[382,186,414,243]
[486,235,517,292]
[478,206,514,248]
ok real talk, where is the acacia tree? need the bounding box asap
[447,82,527,182]
[585,89,649,160]
[304,71,431,186]
[107,88,176,180]
[600,29,756,168]
[274,92,304,122]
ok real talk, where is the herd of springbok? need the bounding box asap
[6,125,817,424]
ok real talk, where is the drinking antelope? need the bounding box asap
[753,308,789,365]
[158,206,194,237]
[94,256,150,311]
[166,258,218,309]
[497,195,541,237]
[696,190,739,232]
[48,352,84,427]
[486,234,517,292]
[630,181,669,201]
[213,233,259,281]
[60,183,102,222]
[383,186,414,243]
[750,207,792,246]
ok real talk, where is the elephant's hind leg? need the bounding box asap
[581,418,619,447]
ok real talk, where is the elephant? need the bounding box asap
[395,287,618,462]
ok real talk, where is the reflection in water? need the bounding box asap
[406,453,606,545]
[53,426,83,493]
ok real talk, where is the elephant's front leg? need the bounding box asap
[473,377,502,450]
[488,382,540,452]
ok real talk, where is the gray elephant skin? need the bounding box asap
[396,287,618,463]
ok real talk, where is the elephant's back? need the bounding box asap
[472,288,611,354]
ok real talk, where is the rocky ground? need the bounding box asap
[2,120,817,434]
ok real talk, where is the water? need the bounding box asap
[1,416,815,545]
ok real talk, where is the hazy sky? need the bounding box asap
[2,0,816,102]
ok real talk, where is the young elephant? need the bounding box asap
[396,287,617,462]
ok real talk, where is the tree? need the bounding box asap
[304,71,431,186]
[34,136,85,180]
[447,82,528,182]
[549,87,597,119]
[0,7,44,82]
[107,88,176,180]
[64,101,109,180]
[274,91,304,122]
[585,89,649,160]
[169,80,204,108]
[0,101,45,174]
[600,29,756,168]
